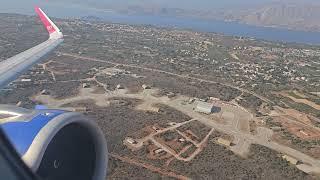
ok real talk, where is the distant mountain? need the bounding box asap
[232,2,320,32]
[106,1,320,32]
[40,0,320,32]
[81,16,103,22]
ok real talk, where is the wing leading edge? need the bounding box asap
[0,7,63,88]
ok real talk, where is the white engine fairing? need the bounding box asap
[0,105,107,180]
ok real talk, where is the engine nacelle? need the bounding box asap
[0,105,107,180]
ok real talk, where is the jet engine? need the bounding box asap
[0,105,107,180]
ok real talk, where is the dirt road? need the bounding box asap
[60,53,274,104]
[34,82,320,174]
[110,153,190,180]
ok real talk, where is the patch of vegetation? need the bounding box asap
[281,129,320,151]
[177,120,212,140]
[288,91,303,99]
[159,130,177,142]
[265,117,282,128]
[170,141,311,180]
[180,145,197,158]
[107,158,163,179]
[278,96,320,118]
[291,103,320,118]
[237,93,263,114]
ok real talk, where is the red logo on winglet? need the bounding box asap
[35,6,56,34]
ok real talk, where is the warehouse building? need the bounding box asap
[217,138,232,147]
[142,84,151,89]
[282,155,299,165]
[195,101,221,114]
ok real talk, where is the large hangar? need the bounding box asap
[195,101,221,114]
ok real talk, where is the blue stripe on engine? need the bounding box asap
[1,110,64,156]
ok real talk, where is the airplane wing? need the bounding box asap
[0,6,64,88]
[0,7,108,180]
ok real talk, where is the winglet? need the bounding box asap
[35,6,63,39]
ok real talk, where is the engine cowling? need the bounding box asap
[0,105,107,180]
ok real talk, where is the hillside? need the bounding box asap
[233,2,320,32]
[105,1,320,32]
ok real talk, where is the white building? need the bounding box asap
[195,101,220,114]
[217,138,232,147]
[116,84,124,89]
[21,79,31,82]
[282,155,299,165]
[142,84,151,89]
[125,138,136,145]
[154,148,165,154]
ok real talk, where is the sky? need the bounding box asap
[0,0,276,14]
[0,0,319,17]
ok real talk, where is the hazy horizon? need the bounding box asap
[0,0,310,15]
[1,0,320,21]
